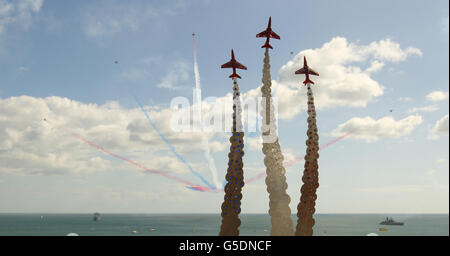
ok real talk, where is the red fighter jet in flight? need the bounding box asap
[221,49,247,79]
[295,56,319,85]
[256,16,280,49]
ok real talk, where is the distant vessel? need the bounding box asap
[93,212,101,221]
[379,217,404,226]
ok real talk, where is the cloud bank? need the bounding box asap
[429,114,449,140]
[273,37,422,119]
[426,91,449,102]
[331,115,424,142]
[0,95,218,177]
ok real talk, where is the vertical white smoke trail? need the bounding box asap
[261,48,294,236]
[193,37,221,189]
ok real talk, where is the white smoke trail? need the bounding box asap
[193,38,221,189]
[261,48,294,236]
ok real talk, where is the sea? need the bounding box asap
[0,214,447,236]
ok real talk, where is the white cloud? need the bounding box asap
[408,105,439,113]
[361,39,422,62]
[426,91,449,102]
[331,115,424,142]
[208,140,227,153]
[275,37,421,120]
[247,137,262,151]
[429,114,449,140]
[365,60,385,73]
[0,0,43,35]
[157,60,191,90]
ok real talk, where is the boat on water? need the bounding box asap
[379,217,404,226]
[93,212,101,221]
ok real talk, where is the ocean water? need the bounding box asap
[0,214,447,236]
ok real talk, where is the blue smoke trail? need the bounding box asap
[133,95,215,189]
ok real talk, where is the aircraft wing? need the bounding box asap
[295,67,307,74]
[221,61,233,69]
[308,68,319,76]
[256,30,268,38]
[295,67,319,76]
[234,61,247,70]
[270,31,280,39]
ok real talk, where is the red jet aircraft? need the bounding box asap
[221,49,247,79]
[256,16,280,49]
[295,56,319,85]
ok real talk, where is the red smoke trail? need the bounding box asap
[70,133,198,186]
[244,172,265,184]
[193,37,197,64]
[43,119,199,187]
[283,130,355,167]
[244,130,355,184]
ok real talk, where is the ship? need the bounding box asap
[379,217,404,226]
[93,212,101,221]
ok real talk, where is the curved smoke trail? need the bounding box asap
[192,37,221,189]
[283,130,354,168]
[42,119,198,187]
[295,84,320,236]
[134,95,215,189]
[219,77,245,236]
[244,131,353,184]
[260,48,294,236]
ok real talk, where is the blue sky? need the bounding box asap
[0,0,448,213]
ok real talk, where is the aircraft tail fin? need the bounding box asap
[303,78,315,85]
[229,73,242,79]
[261,41,273,49]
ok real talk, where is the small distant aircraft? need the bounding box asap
[295,56,319,85]
[221,49,247,79]
[114,60,118,64]
[256,16,280,49]
[192,32,195,37]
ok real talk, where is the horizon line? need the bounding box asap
[0,212,448,215]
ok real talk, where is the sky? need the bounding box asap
[0,0,448,214]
